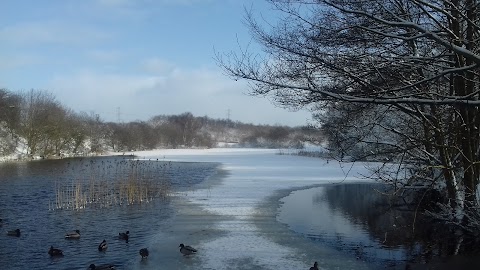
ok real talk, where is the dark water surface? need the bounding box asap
[278,183,407,269]
[4,156,480,270]
[277,183,480,270]
[0,157,219,270]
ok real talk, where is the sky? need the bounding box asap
[0,0,313,126]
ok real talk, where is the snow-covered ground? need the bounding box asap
[128,148,375,270]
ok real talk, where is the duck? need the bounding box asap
[309,261,319,270]
[65,229,81,239]
[48,246,64,257]
[7,228,20,237]
[98,239,108,251]
[118,231,129,241]
[179,243,197,256]
[87,263,115,269]
[139,248,149,258]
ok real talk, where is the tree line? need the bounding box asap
[0,88,322,159]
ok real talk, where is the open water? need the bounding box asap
[0,156,218,270]
[2,153,478,270]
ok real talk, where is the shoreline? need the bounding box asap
[254,183,375,270]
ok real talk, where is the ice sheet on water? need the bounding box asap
[129,148,374,269]
[198,222,310,269]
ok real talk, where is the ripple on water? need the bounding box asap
[0,157,219,270]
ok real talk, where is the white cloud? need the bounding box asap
[156,0,215,5]
[141,58,175,74]
[0,54,42,70]
[0,21,111,45]
[86,50,123,63]
[48,64,311,126]
[96,0,133,7]
[95,0,215,9]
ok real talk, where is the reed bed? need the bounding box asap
[50,158,172,210]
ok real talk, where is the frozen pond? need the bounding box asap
[133,148,377,269]
[1,148,386,269]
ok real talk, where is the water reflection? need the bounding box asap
[276,183,418,267]
[277,183,480,269]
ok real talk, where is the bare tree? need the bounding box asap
[65,111,90,155]
[19,89,64,156]
[218,0,480,228]
[84,112,105,154]
[0,89,21,135]
[0,89,21,155]
[170,112,203,147]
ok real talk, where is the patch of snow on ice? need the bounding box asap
[130,148,373,269]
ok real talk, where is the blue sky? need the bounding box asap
[0,0,312,126]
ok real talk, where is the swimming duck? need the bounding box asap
[309,261,319,270]
[139,248,149,258]
[48,246,64,257]
[87,263,115,269]
[7,229,20,237]
[179,243,197,256]
[98,239,108,251]
[65,229,80,239]
[118,231,129,241]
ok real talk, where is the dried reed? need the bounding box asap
[50,158,172,210]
